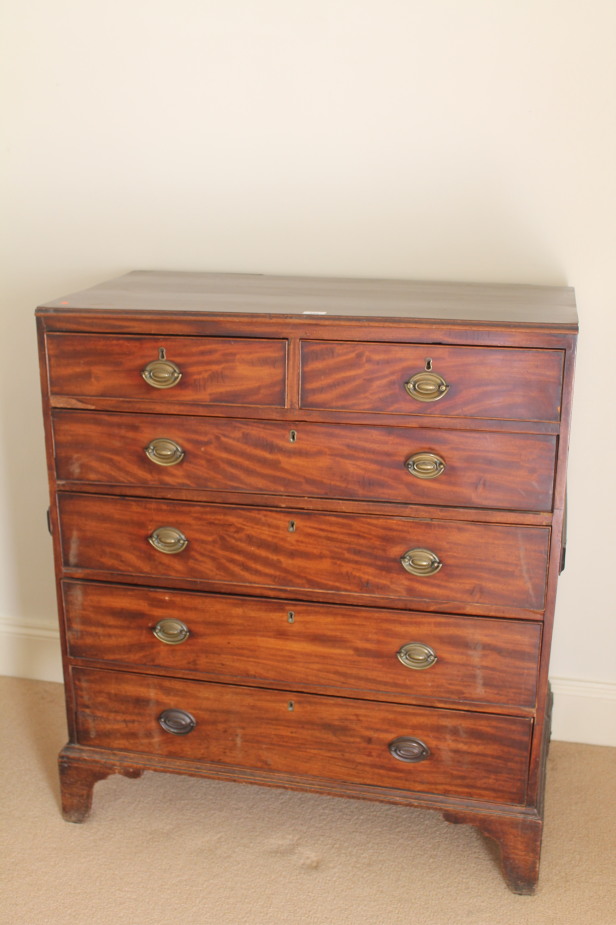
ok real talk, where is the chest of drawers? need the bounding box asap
[36,271,577,894]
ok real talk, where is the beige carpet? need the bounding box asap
[1,676,614,925]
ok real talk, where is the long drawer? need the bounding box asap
[58,494,550,612]
[63,581,541,709]
[300,341,564,421]
[52,410,557,511]
[72,666,533,804]
[46,334,287,407]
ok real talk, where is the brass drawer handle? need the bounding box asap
[405,452,446,480]
[158,708,196,735]
[404,370,450,402]
[148,526,188,555]
[388,736,430,763]
[397,642,438,670]
[400,548,442,577]
[145,437,185,467]
[152,618,190,645]
[142,358,182,389]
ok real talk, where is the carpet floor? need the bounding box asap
[1,675,614,925]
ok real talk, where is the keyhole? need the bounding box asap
[289,430,297,443]
[287,611,295,623]
[159,347,166,360]
[288,701,295,711]
[425,357,433,371]
[288,520,296,532]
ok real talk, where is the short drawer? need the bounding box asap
[46,334,287,407]
[53,411,557,512]
[300,341,564,421]
[63,581,541,709]
[72,666,532,804]
[58,495,550,613]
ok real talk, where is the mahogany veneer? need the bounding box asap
[36,270,577,894]
[52,411,558,511]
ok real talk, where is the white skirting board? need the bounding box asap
[549,677,616,747]
[0,621,614,748]
[0,620,63,685]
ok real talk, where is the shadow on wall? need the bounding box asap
[0,311,57,625]
[0,274,115,634]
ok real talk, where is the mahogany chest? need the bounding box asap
[36,271,577,893]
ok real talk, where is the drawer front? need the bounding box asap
[300,341,564,421]
[46,334,287,407]
[64,581,541,708]
[53,411,557,512]
[58,495,550,612]
[72,667,532,804]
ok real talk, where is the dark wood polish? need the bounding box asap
[63,581,541,710]
[300,340,564,421]
[40,270,578,327]
[52,410,557,512]
[36,270,577,893]
[58,747,144,823]
[72,666,532,804]
[442,810,544,895]
[47,333,287,407]
[57,493,550,612]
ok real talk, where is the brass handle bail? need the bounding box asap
[404,370,449,402]
[142,356,182,389]
[152,618,190,645]
[145,438,185,467]
[400,548,442,577]
[405,452,446,480]
[158,709,196,735]
[388,736,430,763]
[148,526,188,555]
[397,642,438,670]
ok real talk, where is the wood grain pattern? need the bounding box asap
[442,810,543,895]
[58,749,144,823]
[35,271,578,893]
[58,494,550,612]
[63,581,541,709]
[300,341,564,421]
[72,666,532,804]
[52,410,557,512]
[46,333,287,407]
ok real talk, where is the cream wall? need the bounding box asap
[2,0,615,744]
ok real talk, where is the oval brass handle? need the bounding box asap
[404,370,449,402]
[145,438,185,467]
[142,358,182,389]
[148,526,188,555]
[405,452,446,480]
[388,736,430,763]
[152,618,190,645]
[400,548,442,577]
[397,642,438,670]
[158,708,196,735]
